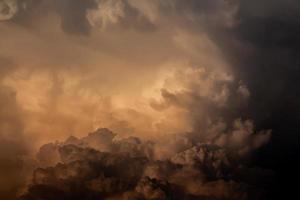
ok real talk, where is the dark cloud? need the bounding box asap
[0,0,38,22]
[0,0,298,199]
[205,1,300,198]
[21,128,272,199]
[2,0,96,34]
[0,0,18,21]
[53,0,96,35]
[1,0,156,34]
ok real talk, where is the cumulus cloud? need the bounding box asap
[21,127,272,199]
[1,0,289,199]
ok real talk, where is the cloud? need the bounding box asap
[0,59,31,199]
[53,0,97,35]
[0,0,18,21]
[2,0,292,198]
[21,127,272,199]
[87,0,155,31]
[87,0,126,29]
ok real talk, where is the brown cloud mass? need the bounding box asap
[0,0,278,199]
[21,128,273,200]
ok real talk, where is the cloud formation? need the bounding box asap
[21,128,272,199]
[2,0,297,199]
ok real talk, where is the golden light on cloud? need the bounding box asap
[2,0,292,199]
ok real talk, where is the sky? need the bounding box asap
[0,0,299,199]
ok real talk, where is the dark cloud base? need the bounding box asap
[20,129,273,200]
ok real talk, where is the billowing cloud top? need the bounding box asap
[20,128,273,199]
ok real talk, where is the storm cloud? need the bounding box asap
[0,0,298,199]
[21,128,272,200]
